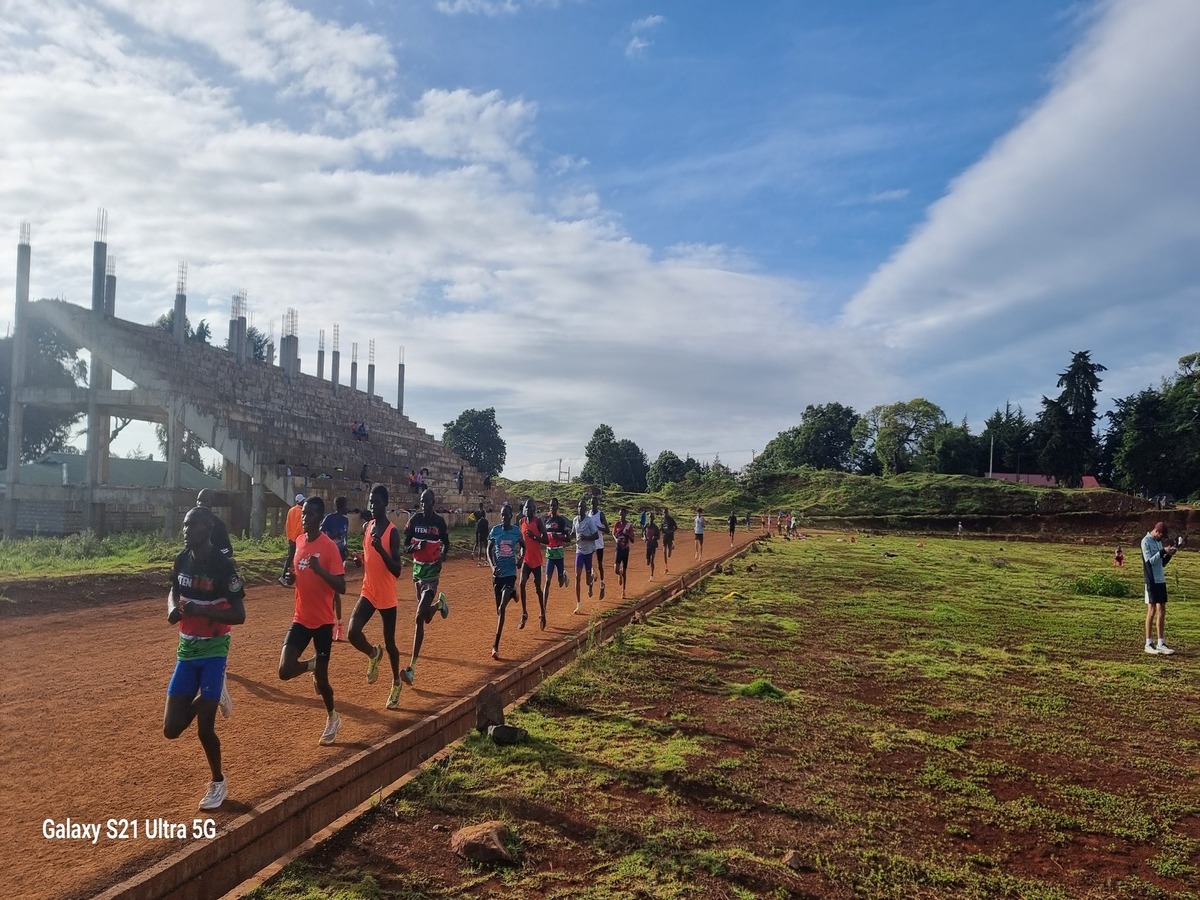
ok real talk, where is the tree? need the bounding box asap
[747,403,861,478]
[153,308,210,345]
[580,425,623,487]
[981,403,1036,474]
[0,321,88,464]
[647,450,689,491]
[859,399,948,475]
[442,407,506,478]
[1036,351,1106,487]
[926,420,984,475]
[615,438,649,492]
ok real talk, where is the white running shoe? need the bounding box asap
[198,779,227,810]
[1156,643,1175,655]
[1144,644,1161,654]
[218,683,233,719]
[319,713,342,745]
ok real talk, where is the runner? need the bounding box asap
[661,507,677,574]
[487,502,524,659]
[472,503,490,567]
[694,507,706,560]
[400,488,451,693]
[163,506,246,811]
[589,494,610,600]
[319,496,351,640]
[195,489,234,559]
[644,513,660,578]
[518,498,549,630]
[611,506,637,598]
[346,484,405,709]
[572,497,602,613]
[728,510,737,546]
[542,497,571,610]
[279,492,305,585]
[277,496,346,745]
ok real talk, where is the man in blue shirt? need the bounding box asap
[487,502,525,661]
[1142,521,1180,655]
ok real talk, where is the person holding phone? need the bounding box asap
[1142,521,1180,655]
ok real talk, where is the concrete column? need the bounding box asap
[3,230,31,539]
[251,479,265,539]
[174,292,186,345]
[228,319,238,356]
[162,400,183,539]
[350,359,358,392]
[330,350,340,395]
[236,316,248,365]
[84,238,108,535]
[397,362,405,416]
[317,349,325,381]
[367,362,375,398]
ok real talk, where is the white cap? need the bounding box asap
[295,493,305,503]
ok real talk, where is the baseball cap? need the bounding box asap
[295,493,306,503]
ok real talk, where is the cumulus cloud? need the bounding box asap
[843,0,1200,420]
[0,0,883,480]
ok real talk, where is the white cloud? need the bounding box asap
[843,0,1200,421]
[626,14,664,58]
[0,0,886,478]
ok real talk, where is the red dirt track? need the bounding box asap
[1,530,758,900]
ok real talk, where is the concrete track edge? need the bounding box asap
[97,537,764,900]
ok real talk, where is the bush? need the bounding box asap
[1074,572,1133,598]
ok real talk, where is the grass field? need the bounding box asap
[244,533,1199,899]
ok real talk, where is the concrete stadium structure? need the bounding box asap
[3,218,485,539]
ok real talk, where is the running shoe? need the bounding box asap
[1157,642,1176,655]
[491,647,499,659]
[1144,644,1160,654]
[600,581,606,600]
[400,665,415,686]
[218,683,233,719]
[519,611,528,629]
[561,575,569,588]
[198,779,228,811]
[386,684,402,709]
[574,600,581,614]
[366,645,383,684]
[319,713,342,745]
[587,577,593,598]
[540,613,546,630]
[333,622,344,642]
[438,592,449,619]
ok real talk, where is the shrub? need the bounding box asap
[1074,572,1132,598]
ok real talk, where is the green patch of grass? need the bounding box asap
[732,678,786,700]
[1074,571,1134,598]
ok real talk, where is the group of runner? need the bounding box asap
[163,486,721,812]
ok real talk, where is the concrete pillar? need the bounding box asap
[174,292,186,345]
[317,349,325,381]
[236,315,248,365]
[4,228,31,539]
[367,362,375,398]
[397,362,405,416]
[350,359,358,392]
[330,350,341,395]
[162,399,183,539]
[84,238,108,535]
[228,319,238,356]
[251,479,265,539]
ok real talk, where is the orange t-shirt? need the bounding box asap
[285,504,304,542]
[361,520,399,609]
[293,532,345,628]
[519,516,546,567]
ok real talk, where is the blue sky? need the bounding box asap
[1,0,1197,480]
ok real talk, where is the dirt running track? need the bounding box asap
[1,530,760,900]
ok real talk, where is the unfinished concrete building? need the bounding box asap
[3,218,486,539]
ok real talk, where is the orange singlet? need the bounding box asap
[360,520,399,609]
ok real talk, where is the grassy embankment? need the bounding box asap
[249,533,1200,898]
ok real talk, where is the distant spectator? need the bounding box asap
[356,422,368,442]
[1114,546,1125,568]
[408,470,417,494]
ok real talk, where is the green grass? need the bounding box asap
[249,533,1200,898]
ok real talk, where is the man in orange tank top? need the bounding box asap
[518,498,549,630]
[346,484,406,709]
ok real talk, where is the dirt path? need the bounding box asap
[1,527,758,899]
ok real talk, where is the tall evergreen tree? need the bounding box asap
[1036,351,1106,487]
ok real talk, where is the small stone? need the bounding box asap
[450,820,514,864]
[714,564,724,574]
[630,611,646,625]
[432,823,449,832]
[783,849,813,871]
[488,724,528,745]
